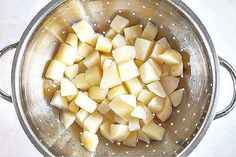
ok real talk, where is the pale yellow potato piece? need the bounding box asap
[55,43,76,66]
[80,131,99,152]
[128,117,140,131]
[75,73,90,90]
[112,46,136,64]
[137,130,150,144]
[169,62,183,76]
[74,92,97,113]
[50,90,68,110]
[118,60,139,82]
[68,100,79,113]
[76,109,89,128]
[105,28,118,39]
[160,72,169,80]
[65,64,79,80]
[110,15,130,33]
[107,84,128,100]
[156,96,173,122]
[112,34,129,49]
[139,103,154,125]
[148,96,164,113]
[131,105,146,120]
[135,38,154,61]
[124,25,142,39]
[100,122,115,143]
[114,114,128,124]
[137,89,155,105]
[134,59,144,68]
[83,51,100,68]
[169,88,184,107]
[85,66,102,86]
[124,78,143,97]
[110,124,130,142]
[160,76,179,95]
[83,111,103,133]
[60,110,76,128]
[77,42,95,59]
[158,49,182,65]
[104,110,116,123]
[161,64,170,74]
[100,53,113,66]
[142,121,165,140]
[119,94,137,108]
[147,81,166,98]
[77,62,88,74]
[60,78,77,96]
[96,36,112,53]
[97,98,111,114]
[123,131,138,147]
[45,60,66,81]
[88,86,108,103]
[66,93,77,102]
[65,33,78,48]
[141,21,158,41]
[83,33,102,47]
[72,20,95,42]
[102,59,115,71]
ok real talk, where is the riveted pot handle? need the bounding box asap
[0,42,18,103]
[214,56,236,120]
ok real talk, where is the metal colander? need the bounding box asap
[1,0,236,156]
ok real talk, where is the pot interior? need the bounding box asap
[19,0,214,156]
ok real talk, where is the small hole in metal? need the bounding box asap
[177,110,180,113]
[193,113,196,116]
[112,153,115,155]
[183,118,185,122]
[106,143,109,146]
[146,144,149,147]
[149,18,152,21]
[172,23,175,26]
[119,10,122,13]
[142,6,146,8]
[107,1,110,4]
[153,150,156,152]
[126,151,129,154]
[185,128,188,131]
[174,130,178,134]
[175,141,178,144]
[187,104,190,107]
[165,141,168,144]
[117,142,121,145]
[100,12,103,15]
[156,3,159,5]
[132,12,136,15]
[173,36,176,40]
[108,20,111,23]
[171,122,174,126]
[128,2,130,5]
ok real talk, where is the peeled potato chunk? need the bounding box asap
[80,131,99,152]
[114,114,128,124]
[124,25,142,39]
[160,76,179,95]
[103,59,115,71]
[100,122,115,143]
[55,43,76,66]
[137,89,155,105]
[45,60,67,81]
[83,111,103,133]
[100,53,113,66]
[65,64,79,81]
[134,59,144,68]
[83,51,100,68]
[68,100,79,113]
[60,78,77,96]
[83,33,102,47]
[72,20,95,42]
[135,38,154,61]
[169,88,184,107]
[88,86,108,103]
[131,105,147,120]
[108,84,128,100]
[118,60,139,82]
[119,94,137,108]
[85,66,102,86]
[112,46,136,64]
[129,117,140,131]
[96,36,113,53]
[97,98,110,114]
[156,96,173,122]
[110,124,130,142]
[110,15,130,33]
[50,90,68,110]
[141,21,158,41]
[158,49,182,65]
[137,130,150,144]
[75,73,90,90]
[65,33,78,48]
[124,78,143,97]
[77,42,95,59]
[142,121,165,140]
[76,109,89,128]
[74,92,97,113]
[60,110,76,128]
[169,62,183,76]
[104,110,116,123]
[112,34,129,49]
[105,28,118,39]
[123,131,138,147]
[139,103,154,125]
[77,62,88,74]
[147,81,166,97]
[148,96,164,113]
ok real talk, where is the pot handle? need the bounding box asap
[0,42,18,103]
[214,56,236,120]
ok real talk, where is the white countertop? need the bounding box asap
[0,0,235,156]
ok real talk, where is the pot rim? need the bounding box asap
[11,0,219,156]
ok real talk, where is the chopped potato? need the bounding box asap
[77,42,95,59]
[141,21,158,41]
[75,73,90,90]
[158,49,182,65]
[97,98,111,114]
[142,121,165,140]
[83,111,103,133]
[80,131,99,152]
[50,90,68,110]
[96,36,113,53]
[60,110,76,128]
[100,122,114,143]
[124,25,142,40]
[60,78,77,96]
[76,109,89,128]
[110,15,130,33]
[72,20,95,42]
[118,60,139,82]
[88,86,108,103]
[124,78,143,97]
[123,131,138,147]
[137,89,155,105]
[83,51,100,68]
[112,34,129,48]
[148,96,164,113]
[108,84,128,100]
[85,66,102,86]
[65,64,79,81]
[169,88,184,107]
[105,28,118,39]
[74,92,97,113]
[156,96,173,122]
[147,81,166,98]
[55,43,76,66]
[45,60,66,81]
[112,46,136,64]
[160,76,179,95]
[135,38,154,61]
[129,117,140,131]
[110,124,130,142]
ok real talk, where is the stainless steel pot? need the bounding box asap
[0,0,236,156]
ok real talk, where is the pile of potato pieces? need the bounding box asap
[45,15,185,152]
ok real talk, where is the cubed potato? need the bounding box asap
[55,43,76,66]
[123,131,138,147]
[96,36,112,53]
[119,94,137,108]
[169,88,184,107]
[102,59,115,71]
[147,81,166,98]
[131,105,146,120]
[83,51,100,68]
[135,38,154,61]
[85,66,102,86]
[100,122,115,143]
[83,33,102,47]
[124,78,143,97]
[65,33,78,48]
[77,62,88,74]
[77,42,95,59]
[114,114,128,124]
[110,15,130,33]
[76,109,89,128]
[68,100,79,113]
[118,60,139,82]
[137,130,150,144]
[80,131,99,152]
[60,110,76,128]
[160,72,169,80]
[104,110,116,123]
[75,73,90,90]
[112,34,129,49]
[134,59,144,68]
[43,79,60,100]
[160,76,179,95]
[129,117,140,131]
[97,98,111,114]
[74,92,97,113]
[60,78,77,96]
[65,64,79,80]
[158,49,182,65]
[137,89,155,105]
[124,25,142,40]
[110,124,130,142]
[83,111,103,133]
[148,96,164,113]
[156,96,173,122]
[107,84,128,100]
[88,86,108,103]
[100,53,113,66]
[139,104,154,125]
[105,28,118,39]
[112,46,136,64]
[141,21,158,41]
[72,20,95,42]
[142,121,165,140]
[169,62,183,76]
[100,63,122,89]
[45,60,67,81]
[50,90,68,110]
